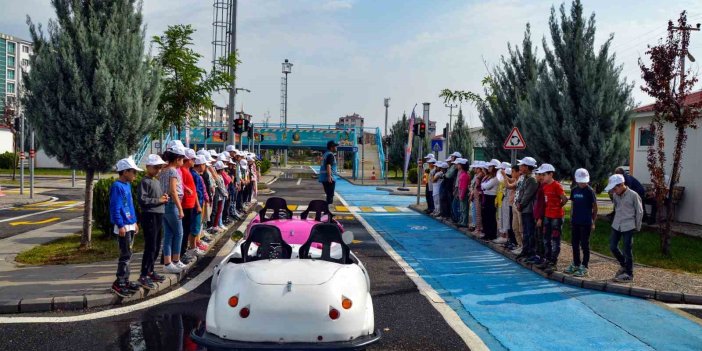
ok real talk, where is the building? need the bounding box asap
[469,127,487,161]
[1,32,32,116]
[428,120,437,137]
[630,90,702,225]
[336,113,364,129]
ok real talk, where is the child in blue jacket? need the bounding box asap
[109,157,142,297]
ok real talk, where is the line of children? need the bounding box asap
[109,143,260,297]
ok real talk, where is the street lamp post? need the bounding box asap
[227,0,238,145]
[445,103,457,154]
[384,98,390,185]
[282,59,293,168]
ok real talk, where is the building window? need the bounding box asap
[21,59,29,67]
[22,45,29,53]
[7,42,15,55]
[7,83,15,94]
[7,69,15,80]
[639,128,654,147]
[7,56,15,67]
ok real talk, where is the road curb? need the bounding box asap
[1,202,258,315]
[407,204,702,306]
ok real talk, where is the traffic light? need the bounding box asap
[247,123,254,139]
[234,118,244,134]
[221,132,228,141]
[205,127,211,138]
[442,127,447,138]
[259,134,264,142]
[243,119,250,133]
[418,122,426,138]
[14,117,21,132]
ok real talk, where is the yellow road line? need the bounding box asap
[287,205,298,211]
[335,205,348,212]
[359,206,374,212]
[9,217,60,226]
[384,206,400,212]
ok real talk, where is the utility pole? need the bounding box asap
[227,0,238,145]
[19,112,25,195]
[445,103,457,153]
[384,98,390,185]
[281,59,293,167]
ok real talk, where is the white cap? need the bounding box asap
[225,145,237,152]
[424,153,435,159]
[575,168,590,183]
[208,150,218,157]
[427,158,437,164]
[535,163,555,174]
[489,159,501,168]
[240,159,248,166]
[196,149,214,162]
[500,161,511,170]
[517,157,537,167]
[167,144,186,156]
[437,161,447,168]
[116,157,143,172]
[445,157,454,163]
[455,158,468,165]
[194,155,208,165]
[605,174,625,192]
[219,152,230,162]
[166,140,184,150]
[144,154,167,166]
[451,151,462,158]
[246,156,254,161]
[184,148,196,160]
[505,168,513,176]
[214,161,226,170]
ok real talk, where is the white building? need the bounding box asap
[336,113,364,129]
[469,127,487,161]
[630,90,702,225]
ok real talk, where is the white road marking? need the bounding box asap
[335,192,489,351]
[0,212,256,323]
[371,206,387,212]
[347,206,360,212]
[297,205,308,211]
[296,178,302,186]
[0,200,83,223]
[0,196,59,211]
[668,303,702,310]
[397,207,413,213]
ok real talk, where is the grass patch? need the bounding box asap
[15,228,145,265]
[562,219,702,274]
[0,168,85,176]
[231,230,244,241]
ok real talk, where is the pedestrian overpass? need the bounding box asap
[133,123,385,180]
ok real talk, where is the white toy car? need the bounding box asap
[192,198,381,350]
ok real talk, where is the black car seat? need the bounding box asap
[300,200,334,222]
[258,197,293,222]
[298,223,350,264]
[241,224,292,262]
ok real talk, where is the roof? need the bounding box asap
[634,90,702,114]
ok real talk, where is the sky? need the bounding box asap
[2,0,702,132]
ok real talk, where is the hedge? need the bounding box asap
[0,152,17,169]
[92,173,144,238]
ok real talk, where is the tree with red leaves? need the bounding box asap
[639,11,701,255]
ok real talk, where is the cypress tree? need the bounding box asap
[23,0,162,247]
[520,0,633,185]
[387,113,408,177]
[449,108,474,161]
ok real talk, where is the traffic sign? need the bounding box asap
[503,127,526,150]
[338,146,358,153]
[431,139,443,152]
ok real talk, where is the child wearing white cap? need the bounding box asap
[431,162,446,217]
[565,168,598,277]
[605,173,643,282]
[109,157,142,297]
[159,143,186,274]
[136,154,169,291]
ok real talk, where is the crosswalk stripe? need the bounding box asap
[398,207,413,212]
[297,205,308,211]
[371,206,387,212]
[359,206,374,212]
[384,206,400,212]
[287,205,298,211]
[347,206,361,212]
[335,205,348,212]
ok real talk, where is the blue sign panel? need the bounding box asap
[189,126,357,149]
[431,139,443,152]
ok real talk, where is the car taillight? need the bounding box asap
[240,306,250,318]
[329,308,340,320]
[228,295,239,308]
[342,297,352,310]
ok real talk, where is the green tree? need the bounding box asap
[23,0,162,248]
[441,25,540,161]
[152,24,238,136]
[387,113,408,177]
[449,108,473,161]
[639,11,701,255]
[520,0,633,184]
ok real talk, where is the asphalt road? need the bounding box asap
[0,187,85,239]
[0,173,469,350]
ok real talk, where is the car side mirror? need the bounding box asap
[342,231,354,245]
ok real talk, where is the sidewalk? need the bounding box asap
[0,203,256,314]
[409,203,702,304]
[0,188,52,207]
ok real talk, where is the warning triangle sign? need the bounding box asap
[503,127,526,150]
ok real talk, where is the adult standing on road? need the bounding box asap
[479,160,499,241]
[423,154,436,214]
[319,140,338,205]
[515,157,538,260]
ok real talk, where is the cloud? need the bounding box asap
[322,0,354,12]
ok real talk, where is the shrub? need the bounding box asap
[0,152,17,169]
[92,173,144,239]
[408,166,418,184]
[259,158,271,175]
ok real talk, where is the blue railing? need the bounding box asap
[353,127,359,179]
[134,135,151,165]
[375,127,385,179]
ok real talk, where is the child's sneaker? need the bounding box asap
[614,273,633,282]
[148,272,166,283]
[111,282,135,298]
[197,242,209,251]
[138,276,156,290]
[574,266,589,277]
[526,255,541,264]
[536,261,550,270]
[175,261,188,269]
[126,281,141,292]
[544,262,557,274]
[164,263,182,274]
[564,263,578,275]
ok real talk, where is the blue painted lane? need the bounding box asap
[336,180,702,351]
